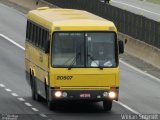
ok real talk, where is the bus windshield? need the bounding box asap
[52,32,117,68]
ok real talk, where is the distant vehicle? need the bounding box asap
[100,0,111,4]
[25,7,124,111]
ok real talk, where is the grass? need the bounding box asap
[146,0,160,4]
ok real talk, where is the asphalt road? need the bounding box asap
[0,2,160,120]
[111,0,160,21]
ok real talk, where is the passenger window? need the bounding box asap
[26,21,29,41]
[30,23,34,43]
[33,24,36,44]
[37,27,40,47]
[42,30,47,49]
[28,22,31,41]
[35,25,38,46]
[39,28,43,48]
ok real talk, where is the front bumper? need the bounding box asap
[50,89,118,101]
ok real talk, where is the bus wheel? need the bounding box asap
[31,75,41,101]
[47,100,54,110]
[46,87,54,110]
[31,75,36,100]
[103,99,112,111]
[35,91,42,102]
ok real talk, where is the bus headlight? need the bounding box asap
[54,91,62,98]
[108,91,116,99]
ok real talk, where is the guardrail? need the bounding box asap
[45,0,160,49]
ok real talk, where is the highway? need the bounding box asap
[111,0,160,21]
[0,2,160,120]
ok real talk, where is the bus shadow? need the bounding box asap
[25,96,113,114]
[50,101,106,113]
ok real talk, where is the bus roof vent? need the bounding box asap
[37,7,49,10]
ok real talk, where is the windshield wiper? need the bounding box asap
[68,52,81,70]
[87,54,103,70]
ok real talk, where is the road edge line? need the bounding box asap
[115,101,140,114]
[120,60,160,82]
[0,33,25,50]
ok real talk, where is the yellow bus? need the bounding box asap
[25,7,124,111]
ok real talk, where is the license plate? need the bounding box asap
[80,94,91,98]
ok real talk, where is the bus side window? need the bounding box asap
[46,31,49,45]
[41,29,45,49]
[35,25,38,46]
[28,21,32,41]
[33,24,36,45]
[30,23,34,43]
[36,26,40,47]
[38,27,41,47]
[26,21,29,41]
[40,28,43,48]
[42,30,47,50]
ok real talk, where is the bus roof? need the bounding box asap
[27,8,116,31]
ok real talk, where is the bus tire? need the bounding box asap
[47,100,54,110]
[30,74,36,100]
[31,75,41,101]
[103,99,112,111]
[46,86,54,110]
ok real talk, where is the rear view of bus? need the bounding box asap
[25,8,124,111]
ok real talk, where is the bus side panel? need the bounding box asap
[35,50,49,99]
[25,42,49,99]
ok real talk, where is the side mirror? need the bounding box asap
[118,40,124,54]
[44,40,50,53]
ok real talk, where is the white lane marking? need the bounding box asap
[0,83,5,88]
[32,107,39,112]
[111,0,160,16]
[1,33,160,115]
[40,113,47,118]
[0,34,25,50]
[11,93,18,97]
[115,101,140,114]
[116,101,149,120]
[5,88,12,92]
[17,97,25,102]
[120,60,160,82]
[25,102,32,107]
